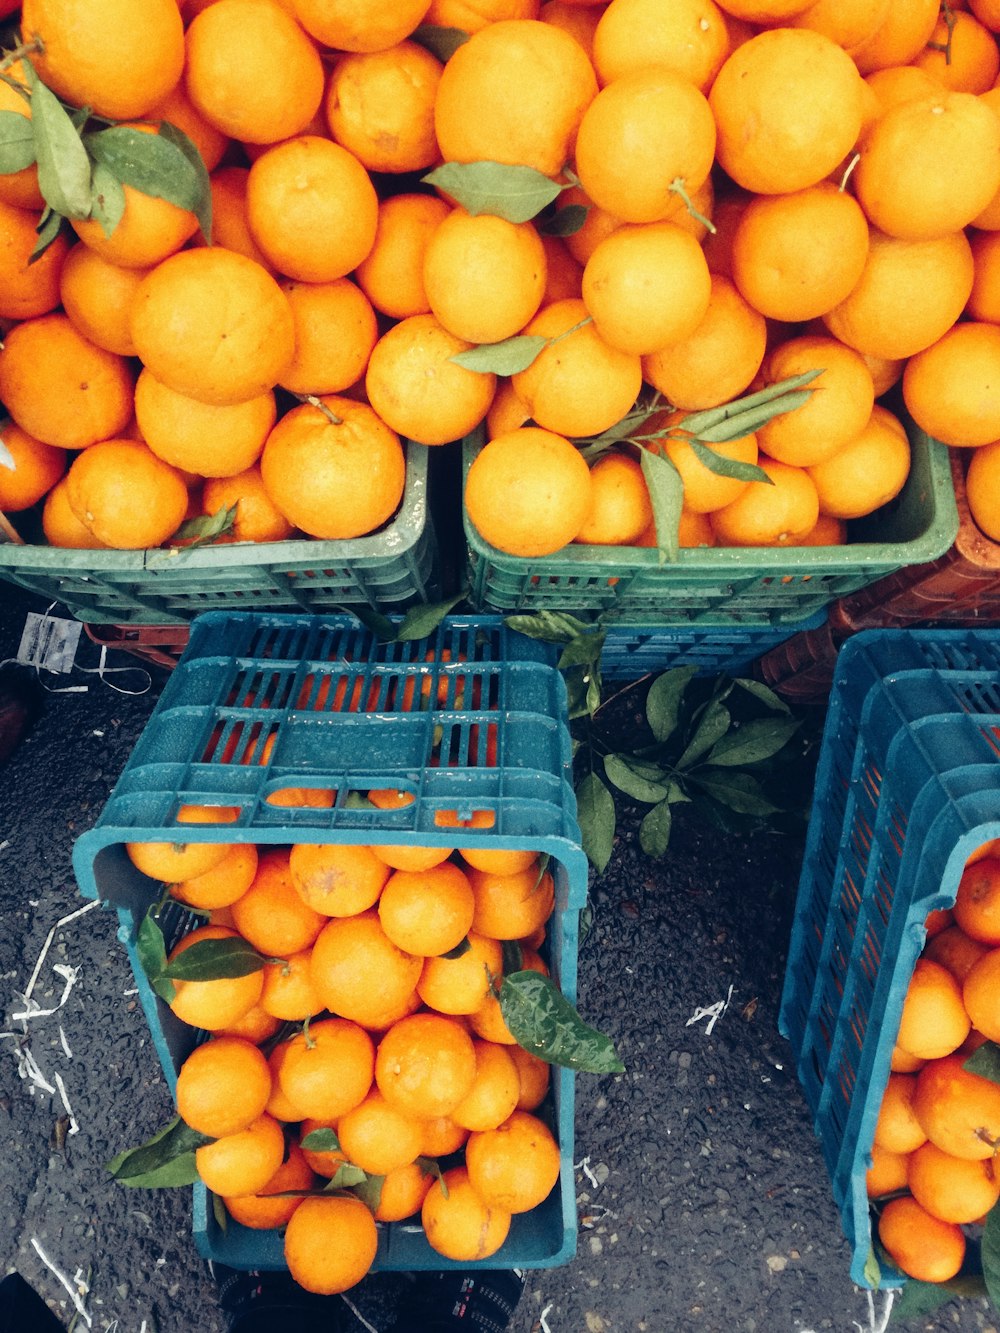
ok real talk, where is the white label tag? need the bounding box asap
[16,613,83,673]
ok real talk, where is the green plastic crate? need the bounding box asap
[463,427,959,626]
[0,442,437,624]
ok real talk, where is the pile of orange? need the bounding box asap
[125,827,564,1295]
[866,837,1000,1284]
[3,0,1000,556]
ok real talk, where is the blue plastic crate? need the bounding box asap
[600,609,827,680]
[72,611,588,1272]
[778,628,1000,1288]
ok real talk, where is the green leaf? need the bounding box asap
[343,606,397,642]
[212,1190,228,1234]
[136,911,174,1002]
[505,611,596,644]
[157,120,212,241]
[107,1115,212,1188]
[27,65,92,219]
[676,701,731,769]
[172,505,237,549]
[161,936,265,981]
[604,753,669,804]
[394,590,468,641]
[422,160,564,223]
[963,1040,1000,1084]
[645,666,697,743]
[29,207,64,261]
[679,371,822,438]
[0,109,35,173]
[971,1208,1000,1310]
[693,768,781,817]
[352,1172,385,1214]
[639,446,684,564]
[890,1274,987,1323]
[541,203,587,236]
[706,716,801,768]
[85,123,211,240]
[300,1127,341,1152]
[501,940,524,977]
[575,771,616,873]
[411,23,470,61]
[88,161,126,239]
[863,1245,881,1290]
[442,937,472,959]
[687,437,771,485]
[733,677,791,715]
[450,334,547,375]
[500,970,624,1073]
[639,799,672,857]
[557,628,605,671]
[328,1162,368,1189]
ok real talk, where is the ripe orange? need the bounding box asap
[953,855,1000,942]
[574,451,653,546]
[417,932,504,1016]
[59,248,151,358]
[310,911,422,1029]
[370,844,456,873]
[468,863,555,940]
[510,1045,552,1111]
[0,201,68,321]
[200,467,296,544]
[873,1072,929,1154]
[912,11,1000,93]
[289,842,390,917]
[372,1161,435,1223]
[425,0,538,27]
[129,248,295,407]
[184,0,325,144]
[134,370,276,478]
[464,427,593,558]
[465,1110,561,1213]
[710,459,819,547]
[458,848,540,876]
[903,322,1000,447]
[278,1017,375,1121]
[65,440,189,549]
[923,926,990,985]
[378,862,476,957]
[421,1166,511,1261]
[908,1141,1000,1224]
[260,396,405,540]
[649,418,759,514]
[223,1141,314,1231]
[293,0,431,50]
[0,424,65,513]
[259,950,322,1022]
[230,847,325,956]
[962,948,1000,1042]
[147,79,230,175]
[170,843,259,911]
[278,279,378,398]
[894,957,970,1060]
[434,19,598,177]
[354,193,451,321]
[283,1195,378,1295]
[788,0,891,52]
[208,166,274,272]
[365,313,497,447]
[540,233,585,303]
[175,1035,272,1137]
[166,925,265,1031]
[540,1,601,58]
[967,441,1000,542]
[877,1196,965,1283]
[852,0,940,74]
[246,137,379,283]
[0,313,134,450]
[865,1141,910,1199]
[510,298,643,438]
[0,62,43,211]
[559,186,624,267]
[22,0,185,120]
[324,41,442,174]
[423,209,547,346]
[375,1012,477,1119]
[912,1053,1000,1159]
[297,1117,347,1178]
[337,1088,423,1176]
[592,0,729,91]
[195,1113,285,1196]
[575,68,716,223]
[218,1000,281,1046]
[450,1040,521,1132]
[807,406,910,521]
[125,818,232,883]
[756,336,876,468]
[418,1115,470,1158]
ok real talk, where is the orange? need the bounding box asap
[310,911,423,1029]
[208,166,274,272]
[370,845,456,873]
[592,0,729,91]
[147,79,230,175]
[283,1195,378,1295]
[713,0,811,16]
[710,458,819,548]
[575,69,715,224]
[807,406,910,520]
[184,0,324,144]
[265,1043,308,1122]
[822,228,975,362]
[967,838,1000,866]
[65,440,188,549]
[298,1118,348,1178]
[365,313,497,447]
[278,1017,375,1120]
[756,336,876,468]
[129,248,295,407]
[423,209,547,346]
[581,222,711,356]
[224,1142,315,1230]
[967,230,1000,324]
[465,1110,561,1213]
[166,925,264,1031]
[0,201,68,322]
[913,11,1000,93]
[954,855,1000,942]
[218,1000,281,1046]
[895,957,970,1060]
[170,843,259,911]
[642,274,766,412]
[874,1073,929,1154]
[0,62,43,211]
[337,1089,423,1175]
[293,0,431,50]
[709,29,866,194]
[22,0,185,120]
[378,862,476,957]
[289,842,390,917]
[417,932,504,1016]
[975,86,1000,230]
[59,248,151,358]
[450,1040,521,1132]
[45,475,106,546]
[913,1053,1000,1159]
[730,184,869,323]
[0,313,134,449]
[125,818,232,882]
[559,186,624,267]
[195,1113,285,1196]
[464,427,593,558]
[134,370,276,478]
[540,234,585,303]
[852,0,940,74]
[972,0,1000,30]
[260,395,405,540]
[865,1141,910,1198]
[890,1044,925,1074]
[278,279,378,397]
[371,1161,435,1223]
[967,441,1000,541]
[877,1196,965,1283]
[230,847,326,957]
[962,948,1000,1042]
[863,65,942,117]
[425,0,538,27]
[246,137,379,283]
[433,19,598,177]
[924,926,990,984]
[468,949,548,1044]
[857,91,1000,241]
[354,193,450,321]
[201,467,295,544]
[510,1045,551,1111]
[903,322,1000,447]
[175,1035,272,1137]
[574,451,652,546]
[0,424,65,513]
[789,0,891,52]
[458,847,540,875]
[375,1012,477,1118]
[468,863,555,940]
[540,0,602,57]
[324,41,442,174]
[909,1140,1000,1223]
[511,298,642,437]
[926,905,955,939]
[650,420,758,515]
[418,1115,470,1158]
[260,950,322,1022]
[421,1166,511,1262]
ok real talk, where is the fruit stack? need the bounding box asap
[779,627,1000,1287]
[72,612,593,1291]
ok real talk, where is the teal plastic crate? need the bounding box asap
[463,426,958,625]
[72,612,588,1272]
[600,609,827,679]
[778,629,1000,1288]
[0,442,437,623]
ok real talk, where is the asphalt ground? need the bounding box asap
[0,581,997,1333]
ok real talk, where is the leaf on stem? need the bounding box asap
[639,799,673,857]
[604,753,669,804]
[541,202,587,236]
[499,970,624,1073]
[692,768,782,817]
[706,716,801,768]
[645,666,697,743]
[161,935,265,981]
[0,109,35,173]
[300,1127,342,1152]
[171,505,237,550]
[422,160,565,223]
[732,677,791,715]
[136,910,176,1004]
[575,770,615,873]
[676,700,731,769]
[394,590,468,641]
[964,1040,1000,1084]
[639,446,684,564]
[88,161,126,239]
[687,437,771,485]
[505,610,597,644]
[107,1114,212,1188]
[450,334,547,375]
[27,66,92,219]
